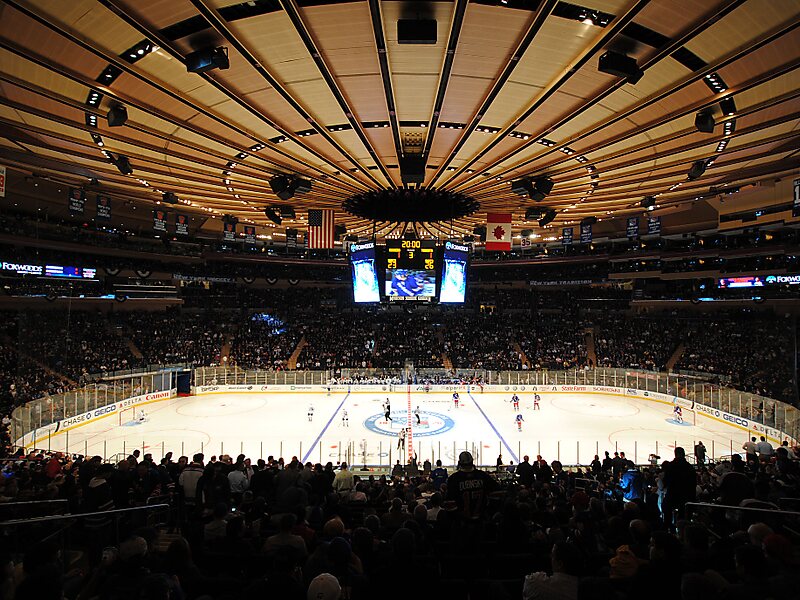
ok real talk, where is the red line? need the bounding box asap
[406,383,413,460]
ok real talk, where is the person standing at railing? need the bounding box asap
[662,447,696,526]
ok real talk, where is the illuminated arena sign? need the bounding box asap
[363,410,455,437]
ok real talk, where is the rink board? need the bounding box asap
[16,384,791,466]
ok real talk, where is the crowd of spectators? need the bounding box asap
[296,314,375,370]
[518,316,589,371]
[371,314,443,369]
[595,317,684,371]
[229,315,299,371]
[678,316,795,401]
[441,314,523,370]
[0,436,797,600]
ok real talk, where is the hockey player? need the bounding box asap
[308,404,314,422]
[341,409,349,427]
[516,413,524,432]
[397,427,406,451]
[673,405,683,424]
[512,394,520,411]
[414,405,421,425]
[384,399,392,422]
[138,409,147,423]
[533,393,541,410]
[453,392,459,409]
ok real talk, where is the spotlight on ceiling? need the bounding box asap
[525,206,544,221]
[107,104,128,127]
[529,177,553,202]
[162,192,178,204]
[512,176,554,201]
[694,109,715,134]
[269,175,312,201]
[111,154,133,175]
[279,206,296,219]
[538,209,557,227]
[185,46,229,73]
[687,160,707,180]
[598,50,644,84]
[580,216,597,226]
[263,207,282,226]
[641,196,657,210]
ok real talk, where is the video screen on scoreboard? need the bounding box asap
[440,241,469,303]
[385,239,436,301]
[349,241,380,303]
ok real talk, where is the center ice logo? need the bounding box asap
[363,410,455,437]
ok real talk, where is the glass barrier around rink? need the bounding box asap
[13,367,799,463]
[11,371,175,448]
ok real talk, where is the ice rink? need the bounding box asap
[26,387,755,466]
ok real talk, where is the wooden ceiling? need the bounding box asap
[0,0,798,241]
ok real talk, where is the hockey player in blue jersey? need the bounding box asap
[452,392,459,408]
[516,413,525,432]
[512,394,520,411]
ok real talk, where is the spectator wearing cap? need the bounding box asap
[307,573,341,600]
[445,451,497,521]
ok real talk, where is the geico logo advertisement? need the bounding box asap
[61,404,117,427]
[723,413,749,427]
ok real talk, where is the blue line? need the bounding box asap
[302,393,349,463]
[468,391,519,463]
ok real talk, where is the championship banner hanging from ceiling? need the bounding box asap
[244,225,256,244]
[153,209,167,233]
[222,221,236,242]
[68,187,86,214]
[286,228,298,248]
[485,213,512,251]
[562,227,573,245]
[626,217,639,239]
[580,223,592,244]
[175,214,189,236]
[647,216,661,235]
[96,195,111,220]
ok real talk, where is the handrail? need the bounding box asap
[0,499,69,508]
[0,503,170,527]
[686,502,800,517]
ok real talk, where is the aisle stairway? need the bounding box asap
[585,329,598,367]
[287,336,308,370]
[435,329,453,370]
[218,333,233,364]
[666,342,686,372]
[512,341,531,369]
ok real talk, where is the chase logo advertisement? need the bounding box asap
[363,410,454,437]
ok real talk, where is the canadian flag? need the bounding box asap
[485,213,512,251]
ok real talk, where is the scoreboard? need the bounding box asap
[385,239,437,300]
[386,239,436,271]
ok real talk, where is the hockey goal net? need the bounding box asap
[119,406,139,426]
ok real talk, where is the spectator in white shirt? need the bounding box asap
[524,541,583,600]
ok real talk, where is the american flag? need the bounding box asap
[307,209,335,249]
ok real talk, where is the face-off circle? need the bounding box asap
[363,410,455,437]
